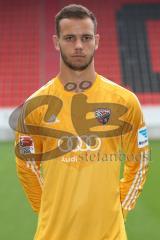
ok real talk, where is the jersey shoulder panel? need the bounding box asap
[98,75,141,109]
[26,77,56,102]
[21,77,57,125]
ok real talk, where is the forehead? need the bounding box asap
[59,18,95,35]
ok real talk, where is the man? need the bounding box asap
[15,4,149,240]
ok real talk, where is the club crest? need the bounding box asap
[95,108,111,125]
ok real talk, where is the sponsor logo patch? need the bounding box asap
[19,136,35,154]
[138,127,148,148]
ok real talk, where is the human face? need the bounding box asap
[53,18,99,71]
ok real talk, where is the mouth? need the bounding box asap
[71,55,86,57]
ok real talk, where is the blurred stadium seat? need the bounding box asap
[0,0,41,107]
[0,0,160,139]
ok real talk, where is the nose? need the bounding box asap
[75,39,83,50]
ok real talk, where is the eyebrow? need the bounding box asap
[63,33,94,37]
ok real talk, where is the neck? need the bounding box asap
[57,60,97,91]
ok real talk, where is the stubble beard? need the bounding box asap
[59,47,95,71]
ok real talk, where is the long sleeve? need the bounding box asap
[120,93,149,211]
[15,101,44,213]
[16,134,43,213]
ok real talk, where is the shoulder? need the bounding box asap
[26,78,56,102]
[21,78,56,124]
[98,74,141,109]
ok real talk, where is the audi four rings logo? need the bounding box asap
[57,135,101,152]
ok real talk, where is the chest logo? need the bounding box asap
[95,108,111,125]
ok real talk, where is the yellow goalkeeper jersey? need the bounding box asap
[15,74,149,240]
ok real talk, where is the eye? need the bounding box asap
[64,35,75,42]
[81,35,93,42]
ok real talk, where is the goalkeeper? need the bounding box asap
[15,4,149,240]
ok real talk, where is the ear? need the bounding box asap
[95,34,100,50]
[53,35,60,51]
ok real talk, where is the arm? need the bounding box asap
[120,94,149,215]
[16,134,43,213]
[15,102,44,213]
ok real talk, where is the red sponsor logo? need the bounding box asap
[20,136,33,147]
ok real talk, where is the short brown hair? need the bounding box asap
[55,4,97,37]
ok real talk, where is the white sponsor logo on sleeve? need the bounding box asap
[138,127,148,148]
